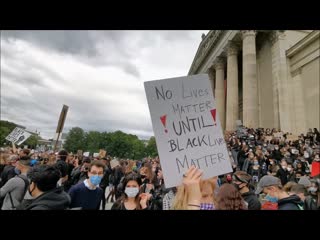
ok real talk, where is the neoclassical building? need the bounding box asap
[188,30,320,134]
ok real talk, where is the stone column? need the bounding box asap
[214,58,226,130]
[226,42,239,131]
[291,69,307,134]
[270,30,290,132]
[206,67,215,95]
[242,30,259,128]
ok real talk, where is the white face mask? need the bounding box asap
[308,187,317,193]
[281,165,287,170]
[125,187,139,198]
[287,167,292,171]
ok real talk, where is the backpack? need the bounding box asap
[8,175,29,210]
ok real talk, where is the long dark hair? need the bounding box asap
[216,183,247,210]
[117,172,143,209]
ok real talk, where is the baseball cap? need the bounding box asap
[255,175,281,194]
[298,176,311,188]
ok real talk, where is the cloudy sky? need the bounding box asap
[1,30,208,140]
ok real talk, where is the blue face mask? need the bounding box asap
[90,175,102,186]
[14,167,21,175]
[265,194,278,203]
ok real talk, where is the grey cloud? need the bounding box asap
[1,30,202,140]
[2,31,97,57]
[1,65,47,88]
[1,30,141,78]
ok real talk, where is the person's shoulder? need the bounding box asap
[69,182,85,192]
[97,187,104,194]
[6,176,21,184]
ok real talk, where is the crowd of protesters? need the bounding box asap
[0,127,319,210]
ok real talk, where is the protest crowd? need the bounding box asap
[0,127,319,210]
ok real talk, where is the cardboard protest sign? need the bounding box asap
[144,74,232,188]
[287,134,299,141]
[99,149,107,158]
[77,150,83,157]
[5,127,31,145]
[56,105,69,134]
[83,152,90,157]
[110,159,120,169]
[93,153,99,158]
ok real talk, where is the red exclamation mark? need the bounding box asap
[210,109,217,126]
[160,115,168,133]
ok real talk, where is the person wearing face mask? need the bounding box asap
[0,156,30,210]
[267,158,280,176]
[68,160,105,210]
[271,145,283,161]
[242,152,254,173]
[255,175,303,210]
[276,160,289,186]
[232,171,261,210]
[308,181,320,209]
[249,157,262,186]
[289,184,317,210]
[16,165,70,210]
[287,164,296,182]
[111,172,150,210]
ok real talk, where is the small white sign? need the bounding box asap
[144,74,232,188]
[5,127,31,145]
[83,152,90,157]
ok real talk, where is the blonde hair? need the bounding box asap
[140,166,153,180]
[283,181,298,193]
[172,179,216,210]
[47,154,56,165]
[0,153,10,165]
[125,160,135,174]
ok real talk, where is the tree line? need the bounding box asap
[0,121,158,159]
[63,127,158,160]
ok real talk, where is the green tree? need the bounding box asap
[25,134,40,149]
[63,127,86,153]
[131,138,146,160]
[145,136,158,158]
[107,131,132,158]
[84,131,102,153]
[0,120,17,146]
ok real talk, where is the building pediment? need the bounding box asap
[188,30,225,75]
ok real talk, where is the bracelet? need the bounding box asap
[188,204,200,207]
